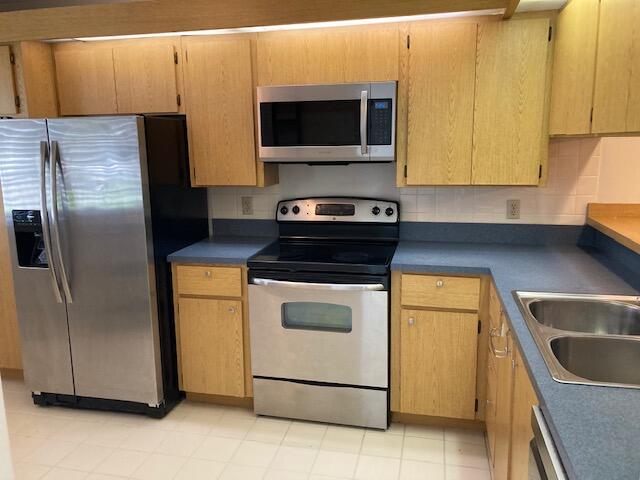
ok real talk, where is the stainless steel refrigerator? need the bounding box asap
[0,115,207,416]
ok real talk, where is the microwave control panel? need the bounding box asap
[368,99,393,146]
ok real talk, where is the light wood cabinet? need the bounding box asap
[0,191,20,370]
[492,316,514,480]
[592,0,640,134]
[472,18,550,185]
[0,45,17,115]
[182,35,259,186]
[405,22,477,185]
[178,297,245,397]
[549,0,599,135]
[400,308,479,419]
[510,347,538,480]
[113,43,179,114]
[172,263,252,398]
[401,274,480,310]
[256,24,399,86]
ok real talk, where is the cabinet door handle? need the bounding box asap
[489,327,508,358]
[228,306,236,314]
[204,270,212,278]
[436,279,444,288]
[408,317,415,326]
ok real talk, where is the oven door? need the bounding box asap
[248,278,388,388]
[257,82,396,163]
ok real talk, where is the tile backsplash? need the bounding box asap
[208,137,640,225]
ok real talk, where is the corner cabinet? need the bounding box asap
[0,45,17,115]
[172,264,253,399]
[402,16,551,186]
[393,273,482,420]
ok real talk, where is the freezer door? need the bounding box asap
[47,116,163,405]
[0,119,74,395]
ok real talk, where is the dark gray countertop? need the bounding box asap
[168,234,640,479]
[393,241,640,480]
[167,236,274,265]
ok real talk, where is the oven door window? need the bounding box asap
[260,100,361,147]
[281,302,352,333]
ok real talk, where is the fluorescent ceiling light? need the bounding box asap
[66,8,504,42]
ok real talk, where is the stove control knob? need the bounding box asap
[292,205,300,215]
[385,207,395,217]
[280,206,289,215]
[371,206,381,216]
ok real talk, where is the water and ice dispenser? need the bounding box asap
[12,210,48,268]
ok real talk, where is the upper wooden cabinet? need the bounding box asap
[549,0,599,135]
[0,46,17,115]
[53,38,181,115]
[472,18,550,185]
[592,0,640,134]
[551,0,640,135]
[256,24,399,85]
[181,35,258,186]
[405,22,477,185]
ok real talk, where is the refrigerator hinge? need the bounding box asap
[173,51,179,64]
[176,94,181,106]
[475,398,479,412]
[14,95,20,108]
[406,34,410,49]
[9,52,15,64]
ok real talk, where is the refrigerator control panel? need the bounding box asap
[12,210,47,268]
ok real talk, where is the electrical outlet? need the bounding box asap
[241,196,253,215]
[506,199,521,219]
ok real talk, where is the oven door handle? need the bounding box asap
[251,278,384,291]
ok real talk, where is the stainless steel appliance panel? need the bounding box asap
[47,117,163,405]
[530,405,567,480]
[248,281,388,387]
[0,119,74,395]
[253,377,388,429]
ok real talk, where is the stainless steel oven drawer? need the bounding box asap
[253,377,388,429]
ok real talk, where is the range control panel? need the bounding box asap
[276,198,399,223]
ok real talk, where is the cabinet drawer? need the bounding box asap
[176,265,242,297]
[401,274,480,310]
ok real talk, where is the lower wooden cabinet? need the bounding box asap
[510,347,538,480]
[492,322,514,480]
[178,297,245,397]
[172,263,252,398]
[400,308,479,419]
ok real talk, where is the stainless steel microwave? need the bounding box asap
[257,82,397,163]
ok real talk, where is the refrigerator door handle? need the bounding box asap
[39,141,63,304]
[49,140,73,303]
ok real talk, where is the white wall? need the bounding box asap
[208,137,640,225]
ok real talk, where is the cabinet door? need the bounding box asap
[0,46,17,115]
[492,324,514,480]
[0,192,20,370]
[406,22,476,185]
[54,46,118,115]
[178,297,245,397]
[113,43,178,114]
[400,309,478,419]
[592,0,640,133]
[182,36,257,186]
[256,24,399,85]
[472,18,550,185]
[510,347,538,480]
[549,0,599,135]
[485,283,502,466]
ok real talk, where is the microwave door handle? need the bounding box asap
[360,90,368,155]
[49,141,73,303]
[251,278,384,291]
[39,141,63,304]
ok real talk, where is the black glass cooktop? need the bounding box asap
[247,239,398,275]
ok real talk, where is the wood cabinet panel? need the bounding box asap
[0,45,17,115]
[182,35,257,186]
[178,297,245,397]
[113,43,178,113]
[0,190,20,370]
[406,22,476,185]
[472,18,549,185]
[592,0,640,133]
[510,346,538,480]
[176,265,242,298]
[492,320,514,480]
[256,24,399,85]
[549,0,599,135]
[401,274,480,310]
[400,309,479,419]
[54,46,118,115]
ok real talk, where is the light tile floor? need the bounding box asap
[2,377,491,480]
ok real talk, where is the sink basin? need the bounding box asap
[514,292,640,389]
[528,299,640,335]
[550,336,640,387]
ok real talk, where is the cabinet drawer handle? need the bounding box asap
[228,306,236,314]
[436,279,444,288]
[408,317,415,326]
[489,327,508,358]
[204,270,212,278]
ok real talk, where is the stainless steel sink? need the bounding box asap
[514,292,640,389]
